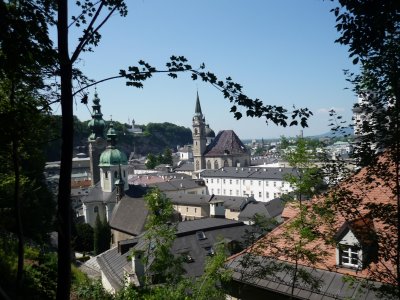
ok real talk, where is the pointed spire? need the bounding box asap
[195,90,203,115]
[106,120,118,148]
[88,90,105,141]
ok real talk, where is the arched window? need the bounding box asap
[94,206,99,213]
[224,159,229,167]
[196,160,199,170]
[214,160,219,169]
[207,160,211,169]
[105,171,108,179]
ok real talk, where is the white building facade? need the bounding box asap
[200,167,295,202]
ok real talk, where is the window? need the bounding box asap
[214,160,219,169]
[259,192,262,197]
[206,179,209,184]
[223,179,226,184]
[258,181,261,186]
[205,246,214,256]
[196,160,199,170]
[217,189,220,194]
[186,207,188,212]
[229,179,232,184]
[274,193,277,198]
[250,180,253,186]
[217,179,220,183]
[211,179,214,184]
[224,159,229,167]
[196,231,206,240]
[94,206,98,213]
[274,181,276,187]
[339,245,360,268]
[114,171,118,178]
[236,179,239,184]
[243,180,245,184]
[236,190,239,196]
[223,189,226,195]
[265,181,268,186]
[207,160,211,169]
[105,171,108,179]
[229,190,232,195]
[266,192,269,198]
[211,188,214,194]
[281,181,284,187]
[195,208,197,213]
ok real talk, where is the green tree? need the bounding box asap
[162,148,173,165]
[0,1,57,295]
[331,1,400,296]
[142,189,184,285]
[74,223,94,253]
[145,153,157,169]
[93,215,110,255]
[192,242,232,300]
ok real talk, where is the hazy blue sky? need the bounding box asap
[62,0,359,139]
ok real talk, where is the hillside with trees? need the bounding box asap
[45,116,192,161]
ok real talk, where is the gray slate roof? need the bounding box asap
[174,163,194,172]
[201,166,296,180]
[239,198,284,221]
[168,193,211,207]
[96,246,131,291]
[109,186,149,236]
[96,218,249,290]
[226,254,379,300]
[81,182,116,204]
[204,130,248,156]
[109,196,148,236]
[149,178,201,192]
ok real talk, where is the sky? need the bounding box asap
[60,0,359,139]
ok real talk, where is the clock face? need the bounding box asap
[95,137,106,149]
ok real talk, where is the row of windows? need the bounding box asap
[209,189,282,199]
[207,178,285,187]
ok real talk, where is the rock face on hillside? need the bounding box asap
[45,117,193,161]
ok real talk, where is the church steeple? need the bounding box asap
[195,91,203,116]
[88,91,106,186]
[192,92,207,171]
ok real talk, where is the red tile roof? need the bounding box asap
[231,157,398,285]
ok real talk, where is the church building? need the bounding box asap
[82,93,129,227]
[192,92,250,172]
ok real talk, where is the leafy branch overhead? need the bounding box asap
[118,55,313,128]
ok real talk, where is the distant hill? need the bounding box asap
[45,116,192,161]
[311,127,354,138]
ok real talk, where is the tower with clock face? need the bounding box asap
[192,91,207,171]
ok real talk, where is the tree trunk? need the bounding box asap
[56,0,73,299]
[10,82,24,299]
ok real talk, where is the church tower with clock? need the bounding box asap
[192,92,207,171]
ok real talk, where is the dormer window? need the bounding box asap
[335,218,376,270]
[338,244,361,268]
[196,231,206,240]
